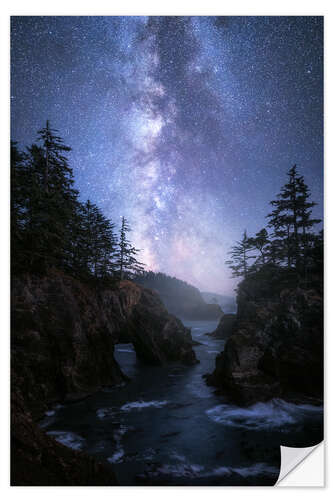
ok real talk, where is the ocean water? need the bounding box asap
[40,319,323,486]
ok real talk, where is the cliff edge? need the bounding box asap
[206,271,323,406]
[11,270,197,485]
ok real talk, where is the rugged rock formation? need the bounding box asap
[206,274,323,406]
[206,313,236,339]
[11,270,197,485]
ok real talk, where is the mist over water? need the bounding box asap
[40,320,323,486]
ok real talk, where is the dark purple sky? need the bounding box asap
[11,16,323,294]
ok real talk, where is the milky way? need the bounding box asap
[10,16,323,294]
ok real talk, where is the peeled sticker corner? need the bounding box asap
[276,441,324,487]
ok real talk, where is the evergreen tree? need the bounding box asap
[71,200,117,280]
[91,204,117,279]
[11,122,146,282]
[11,141,30,271]
[34,121,78,270]
[116,217,144,279]
[249,228,270,267]
[267,166,297,268]
[296,175,322,275]
[267,165,321,274]
[307,229,323,275]
[265,238,285,267]
[11,122,79,271]
[225,230,255,278]
[37,120,72,194]
[12,143,49,270]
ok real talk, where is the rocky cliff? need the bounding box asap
[206,273,323,406]
[206,313,236,339]
[11,270,197,485]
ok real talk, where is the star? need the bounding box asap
[11,15,323,294]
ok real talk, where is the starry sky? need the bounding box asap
[10,16,323,295]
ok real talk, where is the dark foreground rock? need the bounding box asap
[11,270,197,485]
[206,275,323,406]
[206,313,236,339]
[11,390,118,486]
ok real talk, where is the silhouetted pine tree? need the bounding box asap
[248,228,270,267]
[11,141,30,272]
[71,200,117,280]
[16,122,79,271]
[116,217,144,279]
[225,230,255,277]
[267,165,321,274]
[89,203,117,279]
[12,143,50,270]
[296,175,322,276]
[307,229,323,275]
[11,122,146,282]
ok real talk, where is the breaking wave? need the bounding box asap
[46,430,85,450]
[139,461,278,480]
[120,400,168,411]
[96,407,117,419]
[206,399,323,430]
[107,425,130,464]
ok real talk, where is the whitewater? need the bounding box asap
[40,319,323,486]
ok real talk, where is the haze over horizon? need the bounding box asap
[11,16,323,294]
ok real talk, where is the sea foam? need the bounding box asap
[206,398,323,430]
[46,430,85,450]
[120,400,168,411]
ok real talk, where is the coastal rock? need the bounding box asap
[12,272,197,415]
[206,278,323,406]
[206,313,236,339]
[115,283,198,365]
[11,270,197,484]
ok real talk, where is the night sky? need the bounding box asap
[10,16,323,294]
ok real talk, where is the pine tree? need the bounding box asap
[116,217,144,280]
[11,123,146,282]
[92,205,117,279]
[267,166,298,268]
[34,121,79,270]
[249,228,270,267]
[296,175,322,276]
[265,238,285,267]
[72,200,118,280]
[11,141,30,271]
[307,229,323,275]
[15,144,49,270]
[11,123,79,271]
[267,165,321,274]
[225,230,255,278]
[37,120,72,193]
